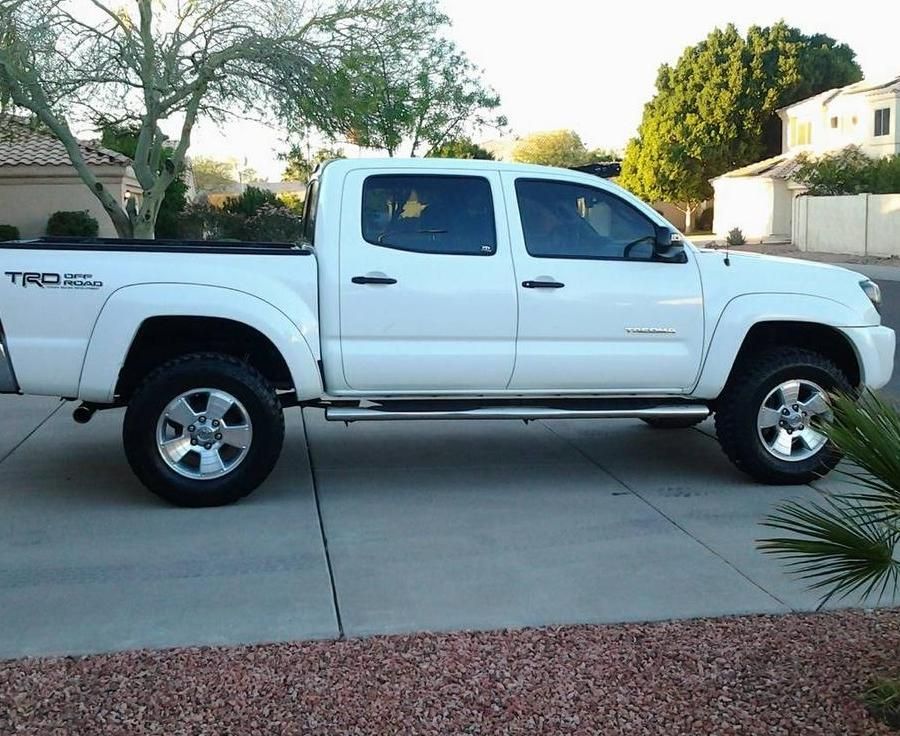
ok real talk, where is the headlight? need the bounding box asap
[860,279,882,312]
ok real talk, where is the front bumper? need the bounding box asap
[841,325,896,390]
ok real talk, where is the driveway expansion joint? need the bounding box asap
[301,408,345,639]
[0,399,66,467]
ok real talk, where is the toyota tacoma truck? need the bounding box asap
[0,158,894,506]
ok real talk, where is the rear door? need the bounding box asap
[338,168,517,391]
[502,174,705,392]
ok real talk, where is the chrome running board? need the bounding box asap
[325,404,710,423]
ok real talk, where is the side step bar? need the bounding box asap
[326,404,710,423]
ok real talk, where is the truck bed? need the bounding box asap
[0,236,312,256]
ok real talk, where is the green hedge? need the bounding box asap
[46,210,99,237]
[0,224,20,241]
[795,146,900,196]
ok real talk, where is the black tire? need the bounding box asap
[123,353,284,507]
[714,347,851,485]
[641,415,707,430]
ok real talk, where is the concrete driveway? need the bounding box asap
[2,277,898,659]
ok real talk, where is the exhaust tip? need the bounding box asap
[72,404,96,424]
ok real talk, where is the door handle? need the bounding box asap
[352,275,397,285]
[522,280,565,289]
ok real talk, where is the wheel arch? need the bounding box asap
[78,284,323,403]
[693,294,864,400]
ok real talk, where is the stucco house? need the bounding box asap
[712,75,900,241]
[0,117,141,238]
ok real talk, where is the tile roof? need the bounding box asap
[0,116,131,168]
[716,153,803,181]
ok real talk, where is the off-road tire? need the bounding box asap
[123,353,284,507]
[714,347,851,484]
[641,415,707,430]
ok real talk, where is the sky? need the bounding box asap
[183,0,900,180]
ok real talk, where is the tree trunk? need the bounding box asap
[132,218,155,239]
[683,204,696,234]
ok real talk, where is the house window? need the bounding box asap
[830,116,839,129]
[790,119,813,146]
[875,108,891,137]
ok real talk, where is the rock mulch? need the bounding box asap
[2,609,898,735]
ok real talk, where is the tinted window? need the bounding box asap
[515,179,656,260]
[302,178,319,244]
[362,175,496,255]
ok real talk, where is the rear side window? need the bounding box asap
[302,178,319,244]
[362,174,496,255]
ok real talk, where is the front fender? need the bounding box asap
[78,283,322,403]
[692,293,869,399]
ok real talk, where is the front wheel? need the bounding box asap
[714,348,852,484]
[124,353,285,507]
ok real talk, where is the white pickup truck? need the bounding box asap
[0,158,894,506]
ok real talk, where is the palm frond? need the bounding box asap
[825,391,900,511]
[759,494,900,606]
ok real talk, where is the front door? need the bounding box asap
[339,169,518,391]
[502,174,704,392]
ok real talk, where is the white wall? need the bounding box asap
[713,177,776,239]
[795,193,900,256]
[0,165,137,238]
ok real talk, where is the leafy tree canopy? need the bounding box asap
[510,129,589,168]
[280,144,346,182]
[328,26,505,156]
[190,157,238,192]
[426,137,494,160]
[619,22,862,212]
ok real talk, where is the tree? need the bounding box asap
[100,123,188,238]
[618,22,862,231]
[510,130,589,168]
[426,137,494,160]
[280,144,345,182]
[330,23,505,156]
[586,147,621,162]
[190,157,237,192]
[0,0,446,238]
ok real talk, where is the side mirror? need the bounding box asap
[654,226,687,262]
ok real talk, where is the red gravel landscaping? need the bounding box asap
[2,609,899,736]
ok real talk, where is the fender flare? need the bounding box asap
[692,292,864,399]
[78,283,322,403]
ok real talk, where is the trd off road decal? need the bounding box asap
[4,272,103,289]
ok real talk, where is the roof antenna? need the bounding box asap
[723,235,731,267]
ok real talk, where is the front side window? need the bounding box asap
[362,175,496,255]
[875,108,891,137]
[515,179,657,260]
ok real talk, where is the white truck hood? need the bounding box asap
[692,247,881,326]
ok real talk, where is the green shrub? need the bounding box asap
[46,210,99,237]
[0,224,20,241]
[244,204,303,242]
[222,186,279,217]
[795,146,900,195]
[726,227,745,246]
[175,203,243,240]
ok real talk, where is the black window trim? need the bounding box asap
[360,173,498,257]
[513,176,682,264]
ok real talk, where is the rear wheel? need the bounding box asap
[124,353,284,507]
[714,348,851,484]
